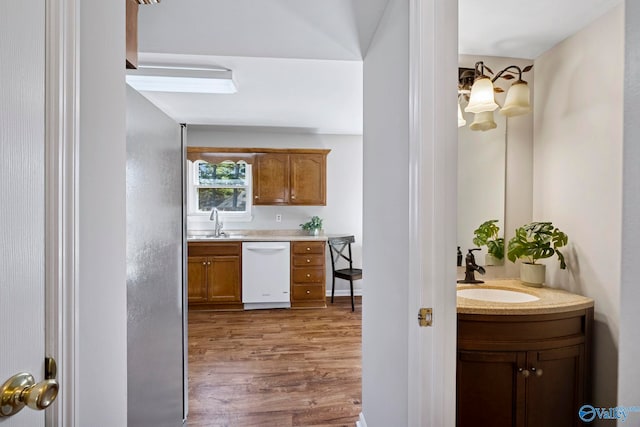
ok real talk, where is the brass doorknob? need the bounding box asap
[0,372,59,417]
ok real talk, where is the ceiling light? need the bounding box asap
[458,61,532,131]
[126,65,237,94]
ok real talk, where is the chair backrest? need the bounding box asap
[327,235,356,272]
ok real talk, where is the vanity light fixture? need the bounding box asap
[126,64,238,94]
[458,61,533,130]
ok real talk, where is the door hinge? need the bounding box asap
[418,308,433,327]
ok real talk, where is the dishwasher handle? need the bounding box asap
[245,245,289,252]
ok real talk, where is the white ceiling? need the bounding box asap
[134,0,623,134]
[459,0,624,59]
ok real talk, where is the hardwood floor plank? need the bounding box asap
[188,297,362,427]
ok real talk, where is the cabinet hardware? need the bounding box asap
[306,290,311,294]
[306,247,311,251]
[518,367,531,378]
[531,367,543,377]
[306,274,311,278]
[306,259,310,263]
[417,308,433,327]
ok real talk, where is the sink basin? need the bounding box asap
[457,288,540,303]
[188,233,246,240]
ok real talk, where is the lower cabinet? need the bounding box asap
[290,240,326,308]
[457,309,592,427]
[187,242,242,310]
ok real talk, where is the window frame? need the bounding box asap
[187,159,253,222]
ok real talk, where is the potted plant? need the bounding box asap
[472,219,504,266]
[300,216,323,236]
[507,221,568,287]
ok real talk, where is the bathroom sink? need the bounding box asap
[457,288,540,303]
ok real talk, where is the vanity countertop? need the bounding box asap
[187,229,331,242]
[457,279,594,315]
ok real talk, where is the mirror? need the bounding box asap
[457,85,506,265]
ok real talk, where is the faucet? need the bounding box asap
[209,208,224,237]
[457,248,485,284]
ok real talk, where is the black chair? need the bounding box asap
[327,236,362,311]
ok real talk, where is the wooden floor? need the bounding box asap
[188,297,362,427]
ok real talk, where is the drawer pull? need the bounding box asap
[306,274,311,278]
[306,290,311,294]
[306,259,311,263]
[306,247,311,251]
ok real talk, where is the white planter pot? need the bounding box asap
[485,254,504,266]
[520,263,545,287]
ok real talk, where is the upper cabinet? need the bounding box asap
[186,147,330,207]
[254,151,328,206]
[253,153,290,204]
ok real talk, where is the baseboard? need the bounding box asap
[355,412,367,427]
[326,289,363,297]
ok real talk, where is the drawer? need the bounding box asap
[292,284,325,301]
[292,241,325,255]
[188,242,241,256]
[292,268,324,283]
[292,254,324,267]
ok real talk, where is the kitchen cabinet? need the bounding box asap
[253,150,328,206]
[457,309,592,427]
[290,241,327,308]
[187,242,242,310]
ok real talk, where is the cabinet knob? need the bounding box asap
[306,259,311,263]
[291,195,296,200]
[518,368,530,378]
[254,195,259,199]
[306,290,311,294]
[202,262,206,266]
[306,274,311,278]
[531,367,543,377]
[306,247,311,251]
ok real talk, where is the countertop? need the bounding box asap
[187,229,333,242]
[456,279,594,315]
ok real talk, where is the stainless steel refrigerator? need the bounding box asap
[126,85,186,426]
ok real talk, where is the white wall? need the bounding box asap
[458,55,534,279]
[187,126,363,295]
[533,5,624,410]
[78,0,128,424]
[362,0,409,424]
[620,0,640,409]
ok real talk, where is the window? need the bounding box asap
[188,159,252,220]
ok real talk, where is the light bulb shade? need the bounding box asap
[465,76,498,113]
[500,80,531,117]
[458,102,466,127]
[469,110,497,131]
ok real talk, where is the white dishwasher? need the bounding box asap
[242,241,291,310]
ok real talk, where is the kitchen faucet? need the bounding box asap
[209,207,225,237]
[457,248,485,284]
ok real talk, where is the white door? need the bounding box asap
[0,0,51,425]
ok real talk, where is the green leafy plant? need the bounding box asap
[507,221,568,268]
[300,216,323,231]
[472,219,504,260]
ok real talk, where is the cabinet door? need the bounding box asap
[253,153,289,204]
[457,350,526,427]
[187,256,209,303]
[290,153,326,205]
[208,255,241,303]
[526,345,584,427]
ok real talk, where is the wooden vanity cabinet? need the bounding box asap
[187,242,242,310]
[290,241,326,308]
[457,308,592,427]
[253,150,328,206]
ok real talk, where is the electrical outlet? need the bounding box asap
[276,214,282,222]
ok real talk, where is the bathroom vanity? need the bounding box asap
[457,281,593,427]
